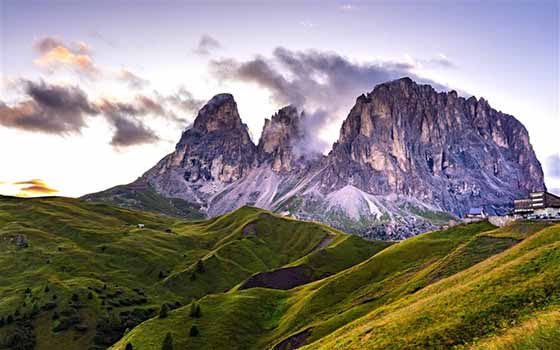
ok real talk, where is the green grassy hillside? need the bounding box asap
[0,195,386,350]
[113,220,560,350]
[81,181,204,220]
[2,195,558,350]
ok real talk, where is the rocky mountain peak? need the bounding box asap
[257,105,304,172]
[192,93,246,133]
[107,78,546,239]
[146,93,257,187]
[325,78,545,215]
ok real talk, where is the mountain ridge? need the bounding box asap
[85,77,545,239]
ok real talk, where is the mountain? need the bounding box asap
[85,78,545,239]
[2,195,558,350]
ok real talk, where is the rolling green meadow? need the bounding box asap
[0,195,558,350]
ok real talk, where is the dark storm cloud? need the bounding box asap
[0,80,97,134]
[209,47,452,154]
[193,34,221,56]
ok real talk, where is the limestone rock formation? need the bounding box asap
[86,78,546,239]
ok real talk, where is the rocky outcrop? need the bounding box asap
[257,105,304,172]
[322,77,545,215]
[88,78,546,239]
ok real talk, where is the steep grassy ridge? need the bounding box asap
[114,221,560,350]
[0,196,383,350]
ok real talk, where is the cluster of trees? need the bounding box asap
[129,299,203,350]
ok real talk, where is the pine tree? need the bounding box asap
[162,332,173,350]
[196,259,205,273]
[159,303,169,319]
[125,342,133,350]
[189,325,199,337]
[189,301,201,318]
[31,303,40,317]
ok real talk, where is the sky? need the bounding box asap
[0,0,559,197]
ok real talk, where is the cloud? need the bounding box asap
[90,31,117,48]
[404,53,455,69]
[209,47,451,154]
[299,20,315,28]
[12,179,58,196]
[108,114,160,147]
[546,154,560,178]
[117,68,149,89]
[339,4,358,11]
[94,98,161,147]
[0,80,97,134]
[0,79,199,148]
[193,35,221,56]
[33,36,100,77]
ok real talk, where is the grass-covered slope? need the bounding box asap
[0,195,385,350]
[114,221,560,350]
[82,181,204,220]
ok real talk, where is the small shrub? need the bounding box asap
[31,304,40,317]
[87,292,93,300]
[189,325,199,337]
[162,332,173,350]
[125,343,133,350]
[189,301,201,318]
[44,285,49,293]
[159,304,169,319]
[196,260,205,273]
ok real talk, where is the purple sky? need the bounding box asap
[1,0,559,196]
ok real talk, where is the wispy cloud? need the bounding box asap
[116,68,149,89]
[33,37,100,77]
[299,20,315,28]
[546,153,560,178]
[12,179,58,196]
[403,53,456,69]
[209,47,451,154]
[192,34,221,56]
[90,30,117,48]
[339,4,358,11]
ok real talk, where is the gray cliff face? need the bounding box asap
[93,78,546,239]
[145,94,257,201]
[257,105,305,173]
[322,77,545,215]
